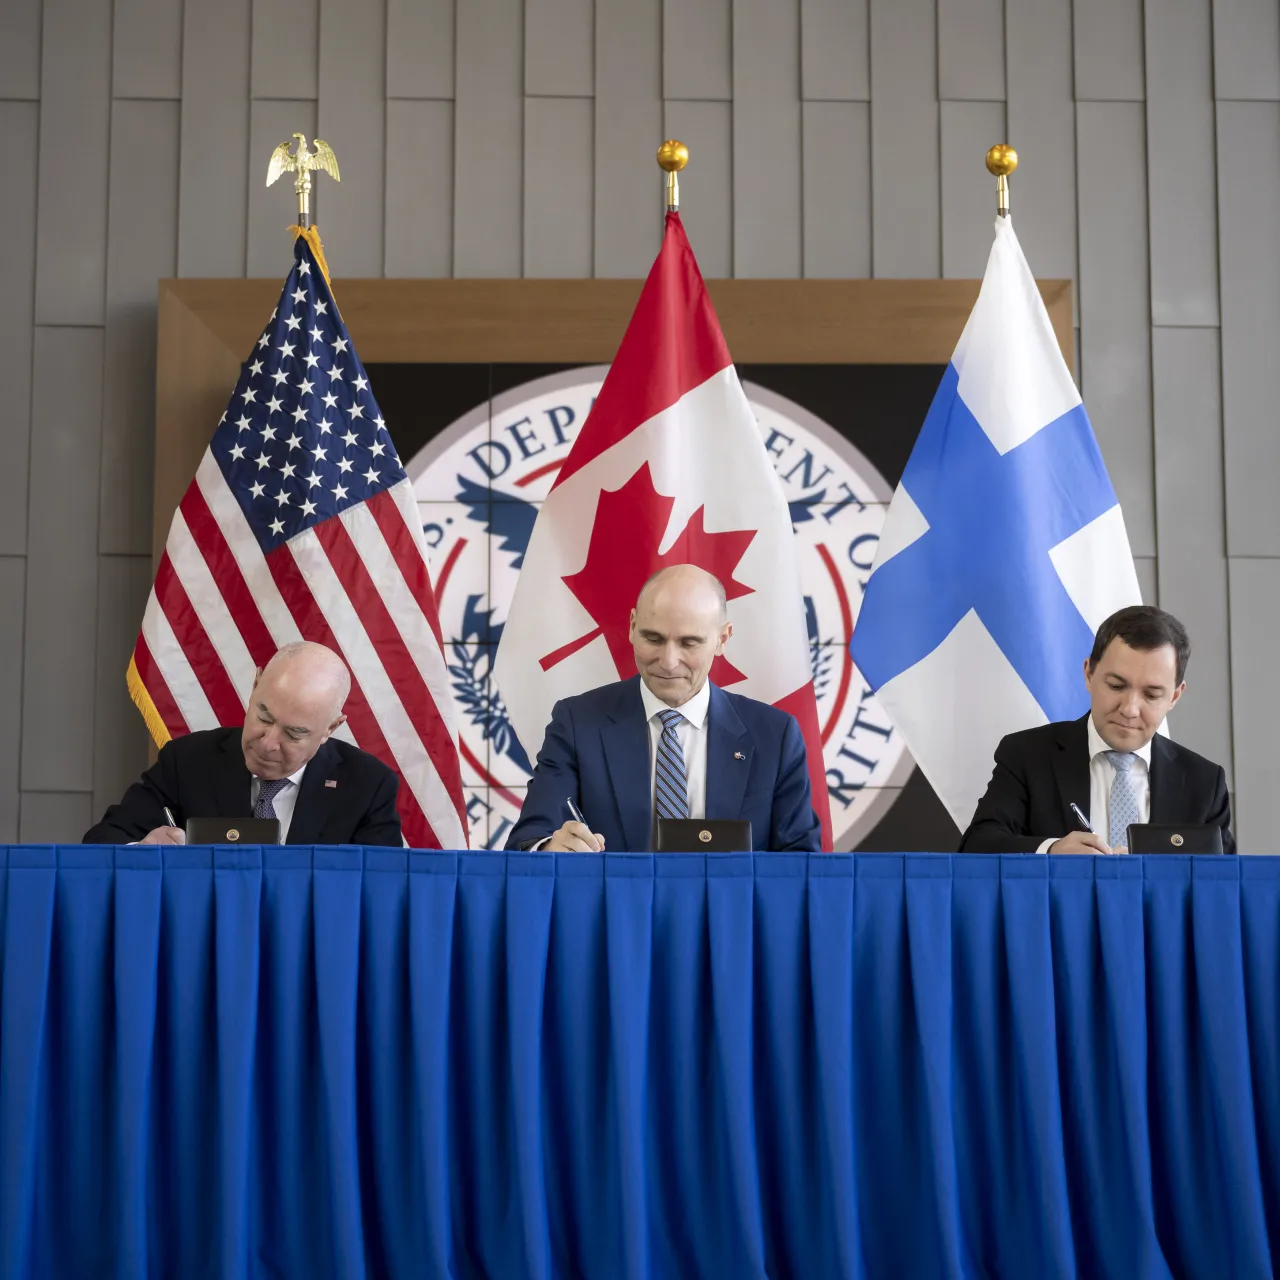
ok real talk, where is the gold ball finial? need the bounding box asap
[986,144,1018,177]
[657,139,689,173]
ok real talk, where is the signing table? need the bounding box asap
[0,847,1277,1278]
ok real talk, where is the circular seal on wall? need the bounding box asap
[405,367,914,850]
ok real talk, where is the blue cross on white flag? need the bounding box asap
[850,217,1141,829]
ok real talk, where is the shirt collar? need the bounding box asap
[639,678,712,729]
[1087,715,1152,767]
[254,761,308,788]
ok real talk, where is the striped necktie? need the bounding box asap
[654,708,690,820]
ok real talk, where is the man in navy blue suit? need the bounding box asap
[506,564,822,853]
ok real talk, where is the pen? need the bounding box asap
[1069,802,1092,833]
[163,805,178,828]
[565,797,586,826]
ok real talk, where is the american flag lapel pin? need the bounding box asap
[324,779,338,788]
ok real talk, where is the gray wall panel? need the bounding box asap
[22,327,103,794]
[1213,0,1280,100]
[1005,0,1077,298]
[248,100,318,278]
[387,0,454,98]
[1072,0,1144,101]
[34,0,112,325]
[663,100,732,276]
[1134,555,1157,608]
[594,0,662,277]
[1146,0,1219,326]
[1153,327,1232,783]
[1228,558,1280,851]
[802,101,871,278]
[938,0,1005,101]
[19,793,93,844]
[1218,102,1280,555]
[526,0,594,96]
[179,0,251,276]
[941,101,1005,278]
[0,0,41,99]
[0,103,37,555]
[733,0,802,277]
[869,0,940,277]
[385,99,454,277]
[114,0,185,99]
[251,0,319,100]
[663,0,732,100]
[102,101,179,557]
[1077,102,1154,557]
[92,555,153,822]
[454,0,524,276]
[523,97,594,277]
[800,0,869,101]
[317,0,386,275]
[0,558,25,842]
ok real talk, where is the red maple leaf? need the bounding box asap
[539,463,757,684]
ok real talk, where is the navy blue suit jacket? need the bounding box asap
[506,676,822,853]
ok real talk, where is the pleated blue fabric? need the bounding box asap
[1,847,1277,1279]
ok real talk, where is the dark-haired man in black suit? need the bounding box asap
[960,605,1234,854]
[85,641,402,846]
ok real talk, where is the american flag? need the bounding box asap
[128,233,468,849]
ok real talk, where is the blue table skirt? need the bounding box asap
[1,847,1277,1279]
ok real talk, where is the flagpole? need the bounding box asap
[985,144,1018,217]
[657,139,689,212]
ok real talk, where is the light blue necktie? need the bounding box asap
[654,709,690,820]
[1106,751,1140,850]
[255,778,290,819]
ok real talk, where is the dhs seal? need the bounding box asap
[405,368,914,850]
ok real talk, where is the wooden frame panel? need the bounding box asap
[155,276,1074,563]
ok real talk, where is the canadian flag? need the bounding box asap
[495,212,834,850]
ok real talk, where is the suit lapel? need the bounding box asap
[214,730,253,817]
[600,679,653,853]
[1051,716,1093,831]
[706,685,750,821]
[1148,735,1182,823]
[286,741,342,844]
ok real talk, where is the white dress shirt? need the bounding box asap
[251,763,308,841]
[639,679,712,819]
[1038,717,1151,853]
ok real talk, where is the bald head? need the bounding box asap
[636,564,728,622]
[240,641,352,779]
[629,564,733,707]
[263,641,351,716]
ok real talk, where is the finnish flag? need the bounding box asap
[850,217,1141,830]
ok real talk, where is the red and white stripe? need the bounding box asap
[495,212,834,849]
[134,451,469,850]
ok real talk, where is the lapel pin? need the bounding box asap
[733,751,745,761]
[324,779,338,788]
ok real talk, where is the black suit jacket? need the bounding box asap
[958,715,1235,854]
[83,727,403,846]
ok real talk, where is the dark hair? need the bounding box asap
[1088,605,1190,684]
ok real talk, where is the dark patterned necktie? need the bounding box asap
[654,708,690,820]
[255,778,290,819]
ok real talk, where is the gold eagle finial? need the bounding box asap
[266,133,340,226]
